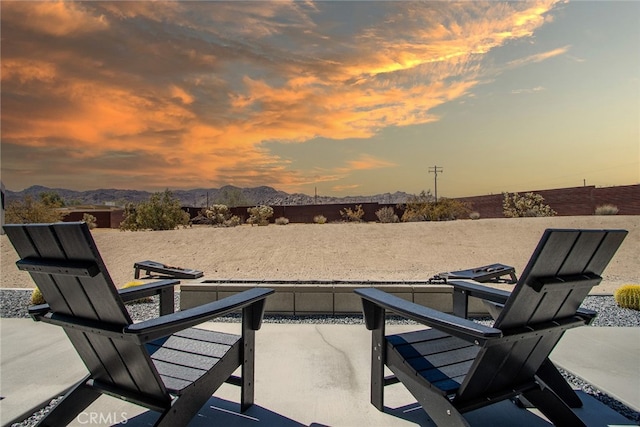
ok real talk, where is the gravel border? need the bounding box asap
[2,290,639,425]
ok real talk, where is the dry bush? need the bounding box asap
[400,191,469,221]
[340,205,365,222]
[595,204,619,215]
[120,190,190,231]
[502,192,556,218]
[247,205,274,226]
[83,213,97,229]
[375,206,399,223]
[204,204,241,227]
[275,216,290,225]
[313,215,327,224]
[400,191,432,222]
[5,195,65,224]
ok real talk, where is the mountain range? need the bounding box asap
[4,185,413,207]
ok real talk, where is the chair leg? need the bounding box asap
[241,327,255,412]
[154,395,199,427]
[523,385,586,427]
[371,325,385,411]
[362,300,386,412]
[36,376,101,427]
[452,289,470,318]
[391,365,470,427]
[535,358,582,408]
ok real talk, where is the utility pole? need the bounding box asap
[428,165,443,203]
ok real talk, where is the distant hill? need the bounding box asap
[4,185,413,207]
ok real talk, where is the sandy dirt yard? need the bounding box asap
[1,216,638,294]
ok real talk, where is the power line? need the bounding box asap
[428,165,443,203]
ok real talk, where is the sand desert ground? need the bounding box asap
[1,216,638,295]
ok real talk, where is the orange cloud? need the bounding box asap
[0,1,564,192]
[507,46,571,68]
[1,1,109,36]
[332,184,361,193]
[346,155,397,171]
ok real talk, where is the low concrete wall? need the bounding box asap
[180,281,490,316]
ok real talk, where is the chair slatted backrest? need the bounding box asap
[4,222,170,405]
[456,228,627,402]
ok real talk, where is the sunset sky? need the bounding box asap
[1,1,638,198]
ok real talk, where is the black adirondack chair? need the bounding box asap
[4,222,274,427]
[355,228,627,427]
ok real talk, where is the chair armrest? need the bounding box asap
[449,280,512,318]
[119,279,179,315]
[355,288,502,344]
[449,280,511,303]
[125,287,274,342]
[118,279,179,301]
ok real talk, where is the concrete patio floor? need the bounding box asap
[1,319,638,427]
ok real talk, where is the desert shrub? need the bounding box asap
[120,189,190,231]
[614,284,640,310]
[340,204,365,222]
[400,191,432,222]
[31,287,46,305]
[247,205,274,226]
[224,215,242,227]
[275,217,290,225]
[313,215,327,224]
[502,192,556,218]
[39,191,65,208]
[401,210,426,222]
[5,195,65,224]
[205,204,231,225]
[469,211,481,220]
[430,198,470,221]
[375,206,399,223]
[400,191,469,221]
[595,204,619,215]
[121,281,153,304]
[204,204,241,227]
[83,213,97,229]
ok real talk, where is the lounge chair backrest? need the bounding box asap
[456,228,627,402]
[494,229,628,329]
[4,222,170,404]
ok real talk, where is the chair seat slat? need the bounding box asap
[392,335,475,360]
[153,359,208,383]
[149,335,237,359]
[173,328,241,346]
[159,376,193,394]
[148,346,222,372]
[387,328,450,345]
